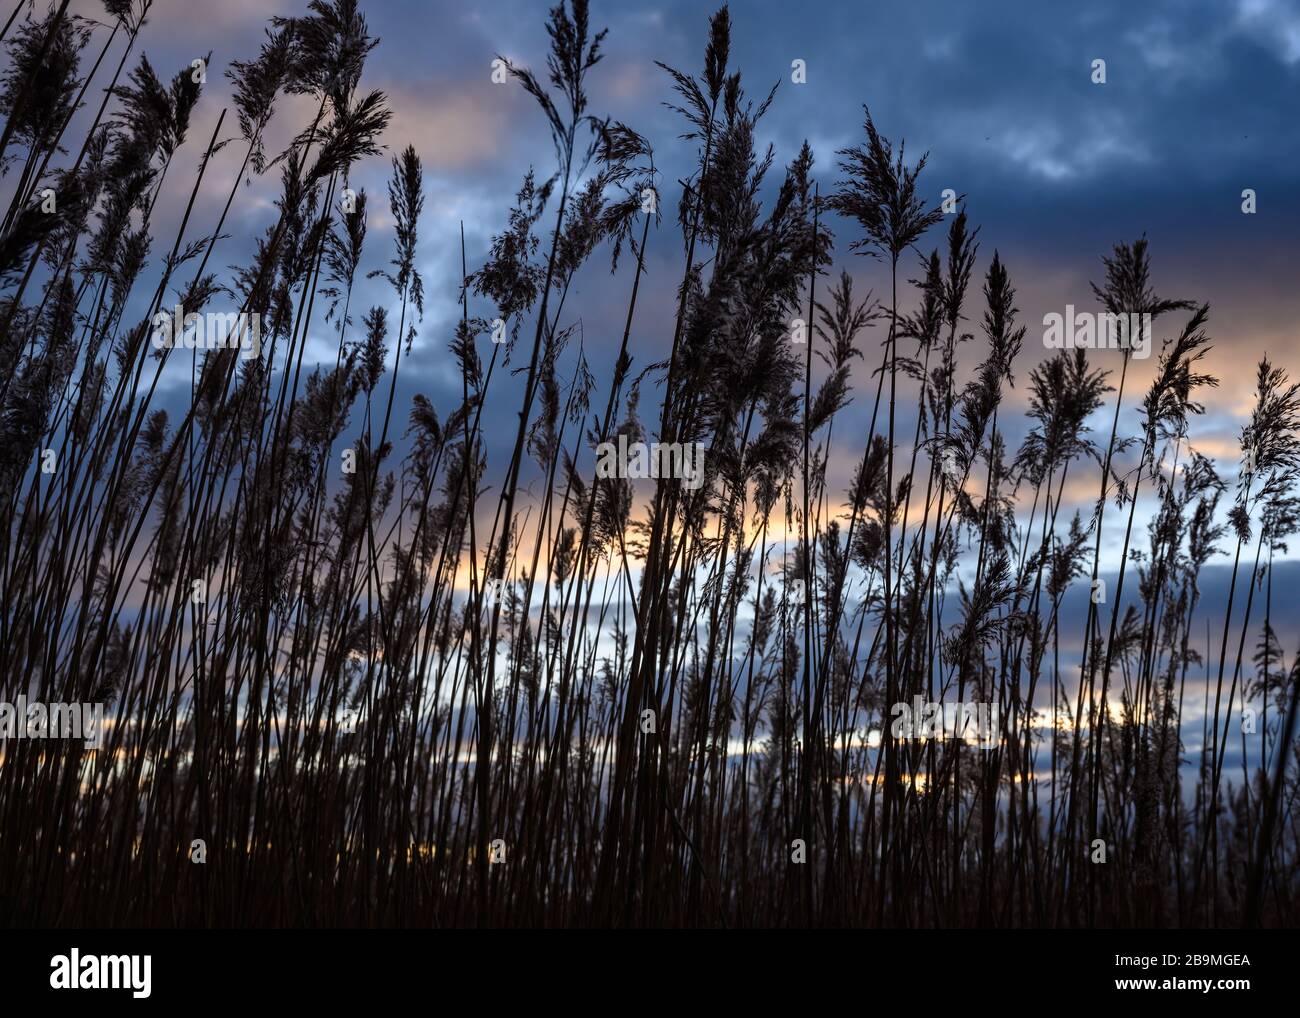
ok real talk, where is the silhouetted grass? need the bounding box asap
[0,0,1297,929]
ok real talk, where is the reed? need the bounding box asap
[0,0,1296,929]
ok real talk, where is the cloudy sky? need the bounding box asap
[42,0,1300,773]
[102,0,1300,518]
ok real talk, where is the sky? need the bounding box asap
[29,0,1300,775]
[87,0,1300,525]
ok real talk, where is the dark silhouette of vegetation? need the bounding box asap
[0,0,1297,928]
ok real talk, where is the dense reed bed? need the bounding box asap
[1,0,1298,928]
